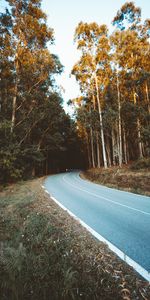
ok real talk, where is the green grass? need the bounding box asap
[0,184,79,300]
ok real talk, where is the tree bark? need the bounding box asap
[95,74,108,168]
[117,70,122,167]
[145,81,150,114]
[133,91,143,158]
[123,125,128,164]
[11,91,17,133]
[90,127,95,168]
[96,132,101,168]
[137,118,143,158]
[86,131,91,168]
[106,140,111,167]
[112,128,116,166]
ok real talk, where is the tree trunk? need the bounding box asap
[11,51,19,133]
[112,128,116,166]
[96,132,101,168]
[46,158,48,175]
[95,74,107,168]
[11,84,17,133]
[90,127,95,168]
[133,91,143,158]
[86,131,91,168]
[137,118,143,158]
[145,81,150,114]
[117,70,122,167]
[106,140,111,167]
[123,125,128,164]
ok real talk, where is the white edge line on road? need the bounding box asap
[77,173,150,199]
[63,174,150,216]
[42,185,150,282]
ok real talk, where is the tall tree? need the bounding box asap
[112,1,150,159]
[72,22,112,168]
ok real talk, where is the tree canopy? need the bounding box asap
[72,1,150,169]
[0,0,85,183]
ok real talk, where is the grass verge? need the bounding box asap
[82,164,150,196]
[0,179,150,300]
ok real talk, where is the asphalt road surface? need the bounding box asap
[44,171,150,273]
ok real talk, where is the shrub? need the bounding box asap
[130,158,150,170]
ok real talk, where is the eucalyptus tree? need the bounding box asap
[112,1,150,159]
[72,22,111,168]
[4,0,55,133]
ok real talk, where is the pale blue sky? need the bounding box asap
[1,0,150,112]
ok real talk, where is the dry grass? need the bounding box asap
[0,178,150,299]
[82,165,150,196]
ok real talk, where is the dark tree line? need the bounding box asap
[0,0,85,184]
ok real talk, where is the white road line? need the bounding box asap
[75,173,149,199]
[63,174,150,216]
[41,185,150,282]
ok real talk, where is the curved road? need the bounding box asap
[44,171,150,275]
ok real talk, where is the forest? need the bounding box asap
[71,2,150,169]
[0,0,150,184]
[0,0,85,184]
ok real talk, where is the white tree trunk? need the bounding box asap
[112,128,116,166]
[137,118,143,158]
[95,74,108,168]
[145,81,150,114]
[123,125,128,164]
[133,91,143,158]
[117,71,122,167]
[11,92,17,133]
[90,127,96,168]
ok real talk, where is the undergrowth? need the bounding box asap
[0,199,78,299]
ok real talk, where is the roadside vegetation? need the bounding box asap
[82,158,150,196]
[0,179,150,300]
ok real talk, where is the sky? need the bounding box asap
[1,0,150,112]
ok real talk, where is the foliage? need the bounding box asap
[72,1,150,169]
[0,0,84,184]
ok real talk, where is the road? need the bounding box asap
[44,171,150,275]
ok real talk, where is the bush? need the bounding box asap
[130,158,150,170]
